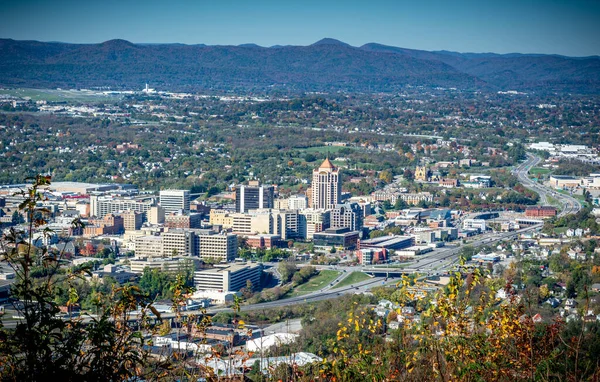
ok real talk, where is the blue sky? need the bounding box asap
[0,0,599,56]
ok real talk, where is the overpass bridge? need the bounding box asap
[516,218,544,226]
[361,268,412,278]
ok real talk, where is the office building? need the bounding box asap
[246,234,284,249]
[358,235,414,251]
[549,175,581,189]
[232,212,271,234]
[122,210,144,231]
[159,190,191,213]
[299,209,330,240]
[193,263,262,292]
[235,181,274,213]
[463,219,487,232]
[133,229,193,258]
[129,256,199,275]
[272,209,300,239]
[357,248,388,265]
[193,230,238,262]
[209,209,234,228]
[311,159,341,210]
[313,228,360,251]
[134,235,163,258]
[83,214,124,236]
[90,195,155,218]
[165,213,203,229]
[288,195,308,210]
[330,203,363,232]
[148,206,165,225]
[162,229,194,257]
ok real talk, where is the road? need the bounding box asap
[512,154,582,216]
[363,223,543,276]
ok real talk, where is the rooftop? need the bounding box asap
[550,175,579,180]
[196,263,261,274]
[318,158,336,170]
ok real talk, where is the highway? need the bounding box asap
[513,154,582,216]
[363,223,543,275]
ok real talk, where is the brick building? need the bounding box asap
[525,206,557,217]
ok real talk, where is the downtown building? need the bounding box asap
[311,158,341,210]
[129,256,200,275]
[235,181,274,213]
[212,209,300,240]
[89,195,155,218]
[192,229,238,262]
[133,229,237,261]
[330,203,364,232]
[159,190,191,213]
[298,209,330,240]
[193,263,262,292]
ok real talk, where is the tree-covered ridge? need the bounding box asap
[1,38,600,94]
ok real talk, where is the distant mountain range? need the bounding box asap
[1,38,599,94]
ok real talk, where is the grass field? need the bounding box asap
[545,195,561,208]
[529,167,552,175]
[332,271,371,289]
[553,227,569,234]
[0,88,121,103]
[556,189,587,203]
[302,145,353,154]
[288,270,341,296]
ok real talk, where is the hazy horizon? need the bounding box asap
[1,0,599,57]
[3,37,600,59]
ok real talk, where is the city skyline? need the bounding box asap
[0,0,599,57]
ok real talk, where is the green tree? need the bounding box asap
[11,210,24,224]
[394,198,408,210]
[278,261,298,284]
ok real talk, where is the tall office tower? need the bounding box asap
[311,158,341,210]
[235,180,274,213]
[159,190,190,213]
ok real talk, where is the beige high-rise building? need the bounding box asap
[148,206,165,225]
[162,229,194,257]
[299,209,330,239]
[122,210,144,231]
[311,158,341,210]
[194,231,238,262]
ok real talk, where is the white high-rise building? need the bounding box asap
[159,190,190,213]
[311,158,341,210]
[89,195,155,218]
[288,195,308,210]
